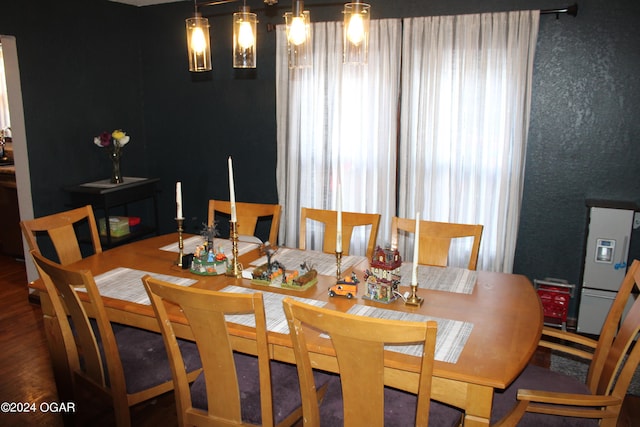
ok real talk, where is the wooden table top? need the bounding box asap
[31,233,543,426]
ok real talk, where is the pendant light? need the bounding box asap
[233,3,257,68]
[186,2,212,72]
[343,1,370,65]
[284,0,312,68]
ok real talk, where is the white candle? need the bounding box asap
[228,156,237,222]
[336,180,343,253]
[176,182,183,219]
[412,212,420,284]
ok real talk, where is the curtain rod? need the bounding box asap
[197,1,579,18]
[540,3,578,17]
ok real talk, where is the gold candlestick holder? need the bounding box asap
[336,252,342,280]
[405,282,424,307]
[335,251,343,280]
[176,217,185,267]
[226,221,243,278]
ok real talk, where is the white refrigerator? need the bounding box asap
[577,205,637,335]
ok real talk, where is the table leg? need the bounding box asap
[462,383,494,426]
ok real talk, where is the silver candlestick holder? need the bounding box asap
[226,221,243,278]
[175,217,185,267]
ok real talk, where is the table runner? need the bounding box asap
[346,304,473,363]
[220,286,471,364]
[80,267,197,305]
[399,264,477,294]
[79,176,147,188]
[160,236,260,258]
[249,247,367,277]
[221,285,327,333]
[250,248,475,294]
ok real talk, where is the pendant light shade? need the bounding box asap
[186,13,212,72]
[284,1,312,68]
[343,2,370,65]
[233,6,257,68]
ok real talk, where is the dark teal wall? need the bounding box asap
[2,1,639,317]
[0,1,149,213]
[517,0,640,290]
[139,1,280,235]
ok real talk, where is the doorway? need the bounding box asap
[1,35,36,283]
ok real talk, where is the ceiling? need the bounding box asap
[109,0,184,6]
[109,0,281,6]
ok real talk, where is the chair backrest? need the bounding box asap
[282,297,437,427]
[589,259,640,399]
[299,207,381,258]
[208,199,281,244]
[20,205,102,265]
[142,276,276,427]
[391,216,483,270]
[30,250,126,400]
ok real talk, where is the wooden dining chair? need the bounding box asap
[30,251,202,427]
[391,216,483,270]
[143,276,331,427]
[20,204,102,265]
[282,297,463,427]
[299,207,381,258]
[208,199,282,244]
[492,259,640,427]
[537,257,640,389]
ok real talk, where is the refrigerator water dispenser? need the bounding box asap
[595,238,615,263]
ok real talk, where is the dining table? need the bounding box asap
[30,233,543,427]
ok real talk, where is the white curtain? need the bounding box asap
[276,19,402,255]
[276,11,539,271]
[398,11,539,272]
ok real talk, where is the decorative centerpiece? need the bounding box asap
[251,259,287,286]
[200,222,216,252]
[328,272,359,299]
[189,222,229,275]
[94,129,130,184]
[282,262,318,290]
[363,245,402,303]
[190,244,229,275]
[251,243,318,290]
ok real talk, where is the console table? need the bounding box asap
[64,177,160,248]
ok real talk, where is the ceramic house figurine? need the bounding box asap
[363,246,402,303]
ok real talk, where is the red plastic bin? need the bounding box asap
[533,278,575,330]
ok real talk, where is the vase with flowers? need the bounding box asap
[94,129,130,184]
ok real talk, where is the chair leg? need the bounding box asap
[113,396,132,427]
[315,381,329,405]
[274,380,332,427]
[493,400,528,427]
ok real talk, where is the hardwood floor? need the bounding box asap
[0,253,638,426]
[0,254,179,427]
[0,255,61,426]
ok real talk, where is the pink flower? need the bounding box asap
[96,132,112,147]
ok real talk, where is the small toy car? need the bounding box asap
[328,273,359,299]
